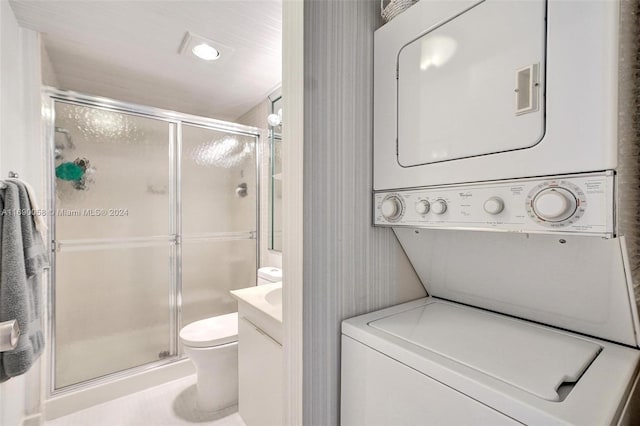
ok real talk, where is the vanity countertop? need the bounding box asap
[230,282,282,324]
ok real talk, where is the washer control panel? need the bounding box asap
[374,172,614,237]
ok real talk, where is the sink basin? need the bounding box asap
[230,282,283,343]
[265,287,282,307]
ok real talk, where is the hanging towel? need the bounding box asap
[0,181,47,382]
[6,178,47,241]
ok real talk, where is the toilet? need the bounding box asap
[179,267,282,412]
[257,266,282,285]
[180,312,239,412]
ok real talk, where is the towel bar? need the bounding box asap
[0,171,20,189]
[8,171,18,178]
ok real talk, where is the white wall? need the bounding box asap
[281,0,304,423]
[40,44,59,88]
[0,2,44,425]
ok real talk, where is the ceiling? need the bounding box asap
[10,0,282,121]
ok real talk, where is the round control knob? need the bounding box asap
[431,199,447,215]
[532,188,577,222]
[483,197,504,215]
[381,196,403,221]
[415,200,430,215]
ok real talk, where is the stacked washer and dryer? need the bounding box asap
[341,0,640,425]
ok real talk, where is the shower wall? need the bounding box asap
[50,98,257,391]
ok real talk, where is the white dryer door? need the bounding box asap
[398,0,546,167]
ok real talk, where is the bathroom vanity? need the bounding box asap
[230,282,283,426]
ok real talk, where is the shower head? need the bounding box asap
[55,127,75,149]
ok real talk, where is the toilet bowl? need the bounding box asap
[179,312,238,412]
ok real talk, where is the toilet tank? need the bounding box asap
[257,267,282,285]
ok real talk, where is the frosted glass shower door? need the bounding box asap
[181,124,257,325]
[48,95,260,394]
[52,102,175,390]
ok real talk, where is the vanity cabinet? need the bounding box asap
[238,316,283,426]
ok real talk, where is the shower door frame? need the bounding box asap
[42,87,261,397]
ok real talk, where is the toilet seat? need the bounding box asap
[180,312,238,348]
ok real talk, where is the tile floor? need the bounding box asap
[45,375,246,426]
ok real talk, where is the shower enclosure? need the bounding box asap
[43,89,259,394]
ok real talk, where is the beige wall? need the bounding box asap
[237,99,283,269]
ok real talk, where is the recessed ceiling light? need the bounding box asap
[179,32,234,63]
[192,43,220,61]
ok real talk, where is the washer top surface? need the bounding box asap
[369,301,601,401]
[342,297,640,425]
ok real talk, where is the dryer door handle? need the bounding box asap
[515,63,540,115]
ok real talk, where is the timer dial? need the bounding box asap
[532,188,577,222]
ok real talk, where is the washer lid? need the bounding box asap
[369,301,601,402]
[180,312,238,348]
